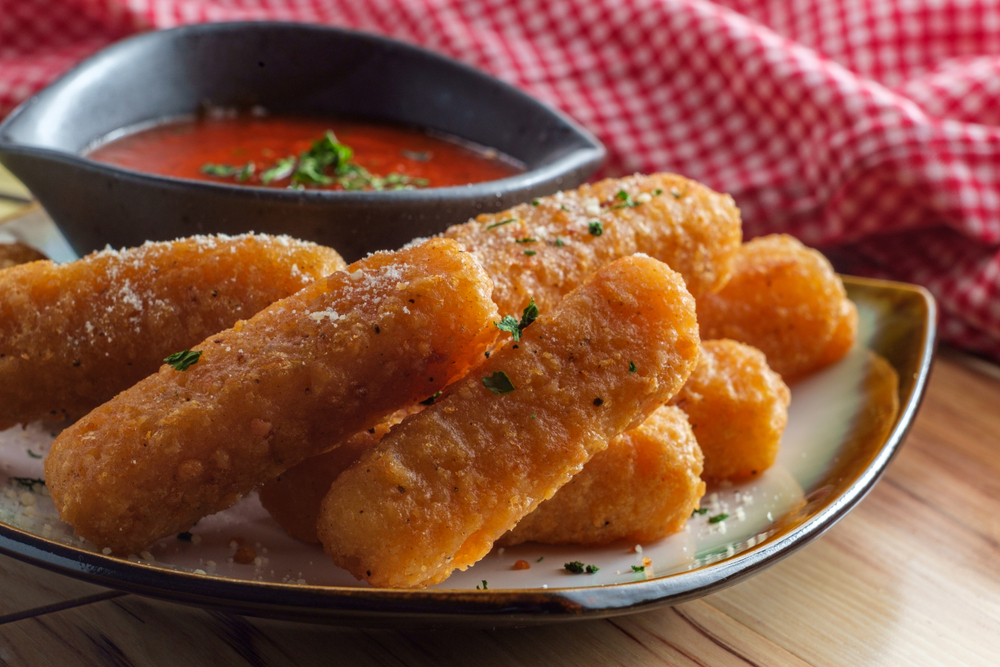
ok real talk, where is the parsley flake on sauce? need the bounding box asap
[588,220,604,236]
[631,565,645,572]
[709,513,729,524]
[691,508,709,516]
[165,350,202,371]
[260,156,296,184]
[26,449,42,459]
[514,237,536,244]
[482,371,516,395]
[629,360,637,373]
[524,250,537,256]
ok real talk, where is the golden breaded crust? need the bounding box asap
[317,254,700,588]
[44,238,499,554]
[258,406,420,544]
[498,405,704,547]
[0,234,345,429]
[696,234,852,381]
[0,242,47,270]
[443,173,741,314]
[671,340,790,481]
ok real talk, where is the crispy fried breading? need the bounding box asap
[442,173,741,313]
[696,234,854,381]
[0,242,47,269]
[670,340,790,481]
[498,405,704,547]
[258,406,420,544]
[45,238,499,554]
[317,254,700,588]
[0,234,345,429]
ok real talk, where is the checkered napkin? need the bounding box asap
[3,0,1000,359]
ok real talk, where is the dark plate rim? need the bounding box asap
[0,276,937,625]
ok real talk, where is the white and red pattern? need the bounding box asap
[3,0,1000,358]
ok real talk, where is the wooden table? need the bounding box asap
[1,199,999,665]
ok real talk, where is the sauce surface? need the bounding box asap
[87,116,523,190]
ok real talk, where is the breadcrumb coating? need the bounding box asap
[696,234,854,381]
[498,405,704,547]
[318,254,700,588]
[442,173,741,313]
[45,238,498,554]
[670,340,790,481]
[0,233,345,429]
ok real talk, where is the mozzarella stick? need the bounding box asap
[258,406,421,544]
[45,238,499,554]
[0,233,345,429]
[498,405,704,547]
[670,340,790,481]
[442,173,741,313]
[318,254,700,588]
[0,242,47,269]
[696,234,854,381]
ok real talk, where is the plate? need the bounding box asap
[0,276,935,626]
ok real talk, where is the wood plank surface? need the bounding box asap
[1,352,997,666]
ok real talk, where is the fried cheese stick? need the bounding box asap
[670,340,790,481]
[0,234,345,429]
[498,405,704,547]
[45,238,499,554]
[696,234,855,381]
[317,254,700,588]
[257,406,420,544]
[442,173,742,312]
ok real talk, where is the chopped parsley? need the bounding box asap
[691,508,709,516]
[531,199,540,206]
[494,299,538,342]
[611,190,639,209]
[477,580,488,590]
[400,150,431,162]
[482,371,516,395]
[524,250,537,256]
[260,156,296,184]
[514,237,536,244]
[419,390,442,406]
[236,162,255,182]
[653,189,663,195]
[588,220,603,236]
[537,556,544,562]
[628,360,637,373]
[200,163,247,177]
[709,513,729,524]
[553,237,565,247]
[631,565,645,572]
[164,350,202,371]
[26,449,42,459]
[486,218,518,230]
[564,561,600,574]
[10,477,45,491]
[201,131,428,191]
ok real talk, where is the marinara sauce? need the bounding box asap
[87,116,523,190]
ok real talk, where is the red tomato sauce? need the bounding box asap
[87,116,523,190]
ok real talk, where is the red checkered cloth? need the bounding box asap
[3,0,1000,359]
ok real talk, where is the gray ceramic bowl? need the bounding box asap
[0,23,604,261]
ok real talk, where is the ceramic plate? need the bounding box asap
[0,276,935,626]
